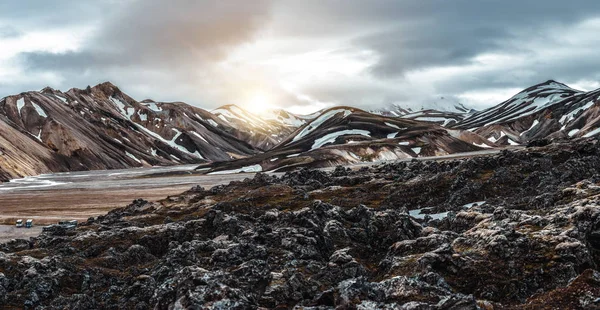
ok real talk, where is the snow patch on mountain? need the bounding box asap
[110,97,135,119]
[208,164,262,175]
[263,109,309,127]
[520,120,539,136]
[191,131,208,143]
[195,114,218,127]
[169,129,203,159]
[473,142,493,148]
[311,129,371,150]
[134,125,202,159]
[31,102,47,118]
[559,101,594,124]
[126,152,142,164]
[16,98,25,116]
[487,131,506,143]
[213,105,272,129]
[292,109,352,143]
[213,107,247,124]
[143,101,162,112]
[54,95,68,104]
[583,127,600,138]
[385,122,401,130]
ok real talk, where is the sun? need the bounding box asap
[244,91,275,115]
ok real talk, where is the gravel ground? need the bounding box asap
[0,225,43,243]
[0,165,261,225]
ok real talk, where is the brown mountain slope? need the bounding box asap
[198,107,493,173]
[0,82,259,181]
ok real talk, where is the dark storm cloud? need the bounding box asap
[4,0,600,111]
[268,0,600,109]
[23,0,272,69]
[271,0,600,84]
[357,25,506,77]
[15,0,275,106]
[96,0,272,64]
[344,0,600,77]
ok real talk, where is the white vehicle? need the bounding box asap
[15,219,23,228]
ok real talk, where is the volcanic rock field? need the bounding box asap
[2,139,600,308]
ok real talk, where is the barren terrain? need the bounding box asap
[1,140,599,308]
[0,226,43,244]
[0,165,257,226]
[0,150,505,227]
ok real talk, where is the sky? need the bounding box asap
[2,1,600,114]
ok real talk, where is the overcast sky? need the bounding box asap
[2,1,600,114]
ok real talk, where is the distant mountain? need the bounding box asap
[198,106,492,173]
[211,104,308,150]
[451,80,600,145]
[200,80,600,174]
[262,108,317,127]
[372,98,475,126]
[0,82,259,181]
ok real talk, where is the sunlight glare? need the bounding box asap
[244,90,275,115]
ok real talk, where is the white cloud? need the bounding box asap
[0,29,86,60]
[0,27,89,94]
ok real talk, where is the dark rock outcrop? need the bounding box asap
[2,139,600,308]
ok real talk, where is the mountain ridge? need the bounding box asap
[197,105,493,174]
[452,79,600,145]
[0,82,260,181]
[2,79,600,180]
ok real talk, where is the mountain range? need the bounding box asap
[451,80,600,143]
[0,82,258,181]
[1,80,599,180]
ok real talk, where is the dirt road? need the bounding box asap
[0,225,43,243]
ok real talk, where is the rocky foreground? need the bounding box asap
[3,140,600,309]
